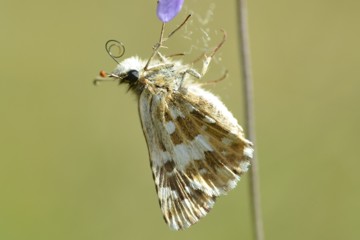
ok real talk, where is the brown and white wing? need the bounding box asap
[138,86,253,230]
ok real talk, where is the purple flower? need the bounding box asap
[157,0,184,23]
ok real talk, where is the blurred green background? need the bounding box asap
[1,0,359,239]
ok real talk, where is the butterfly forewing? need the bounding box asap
[139,83,253,230]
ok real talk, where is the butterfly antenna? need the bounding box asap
[105,40,126,64]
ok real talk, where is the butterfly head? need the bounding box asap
[94,56,147,93]
[112,56,143,82]
[113,57,147,93]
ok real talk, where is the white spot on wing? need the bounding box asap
[221,137,232,146]
[228,179,239,189]
[173,143,191,165]
[172,190,179,199]
[169,106,185,119]
[160,151,171,162]
[240,161,250,172]
[172,134,214,170]
[194,135,213,152]
[203,115,216,123]
[159,187,171,198]
[189,178,217,196]
[199,207,207,215]
[165,121,176,134]
[183,199,193,210]
[169,219,179,230]
[199,168,208,175]
[244,147,254,158]
[184,103,195,112]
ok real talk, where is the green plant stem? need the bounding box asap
[236,1,264,240]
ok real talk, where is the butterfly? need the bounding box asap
[94,15,253,230]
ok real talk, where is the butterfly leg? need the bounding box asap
[177,68,202,89]
[145,15,192,70]
[199,30,227,76]
[146,63,174,72]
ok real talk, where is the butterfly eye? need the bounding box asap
[125,70,139,83]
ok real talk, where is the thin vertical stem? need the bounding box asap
[236,1,264,240]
